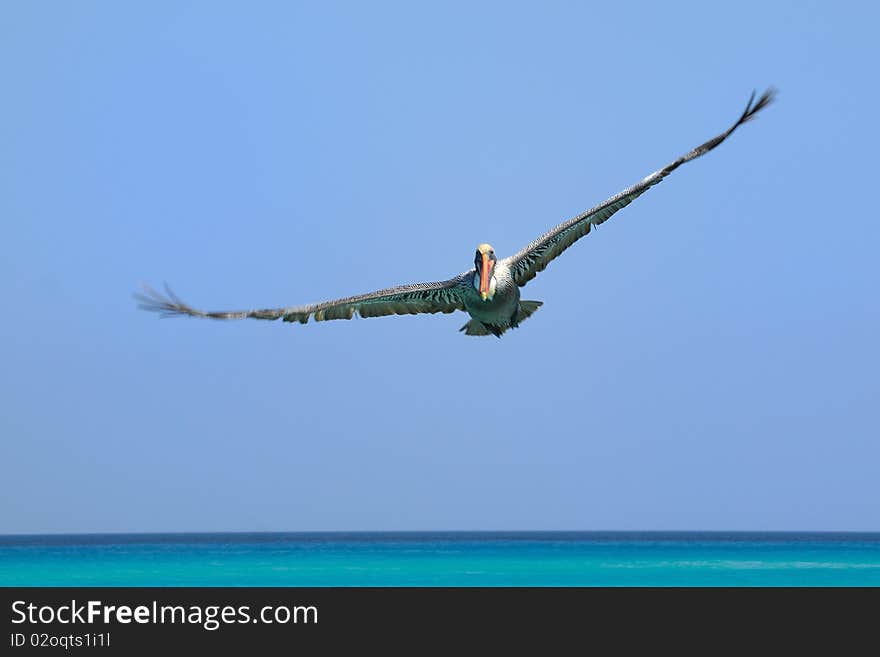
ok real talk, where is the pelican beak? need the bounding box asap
[480,253,492,301]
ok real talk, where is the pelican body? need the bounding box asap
[456,243,538,337]
[138,89,775,337]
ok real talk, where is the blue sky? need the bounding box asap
[2,2,878,533]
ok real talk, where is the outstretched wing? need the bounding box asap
[504,88,776,287]
[135,275,470,325]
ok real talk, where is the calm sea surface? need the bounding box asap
[2,532,879,586]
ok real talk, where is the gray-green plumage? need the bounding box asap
[136,88,775,337]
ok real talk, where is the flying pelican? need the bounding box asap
[137,89,775,337]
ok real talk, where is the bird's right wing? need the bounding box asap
[136,274,471,325]
[504,88,776,287]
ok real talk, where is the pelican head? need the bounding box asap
[474,243,497,301]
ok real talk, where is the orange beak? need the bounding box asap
[480,253,492,300]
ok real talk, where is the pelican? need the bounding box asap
[137,89,775,337]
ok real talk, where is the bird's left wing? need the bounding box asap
[504,88,776,287]
[136,275,470,325]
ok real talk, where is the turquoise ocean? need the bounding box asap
[2,532,879,586]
